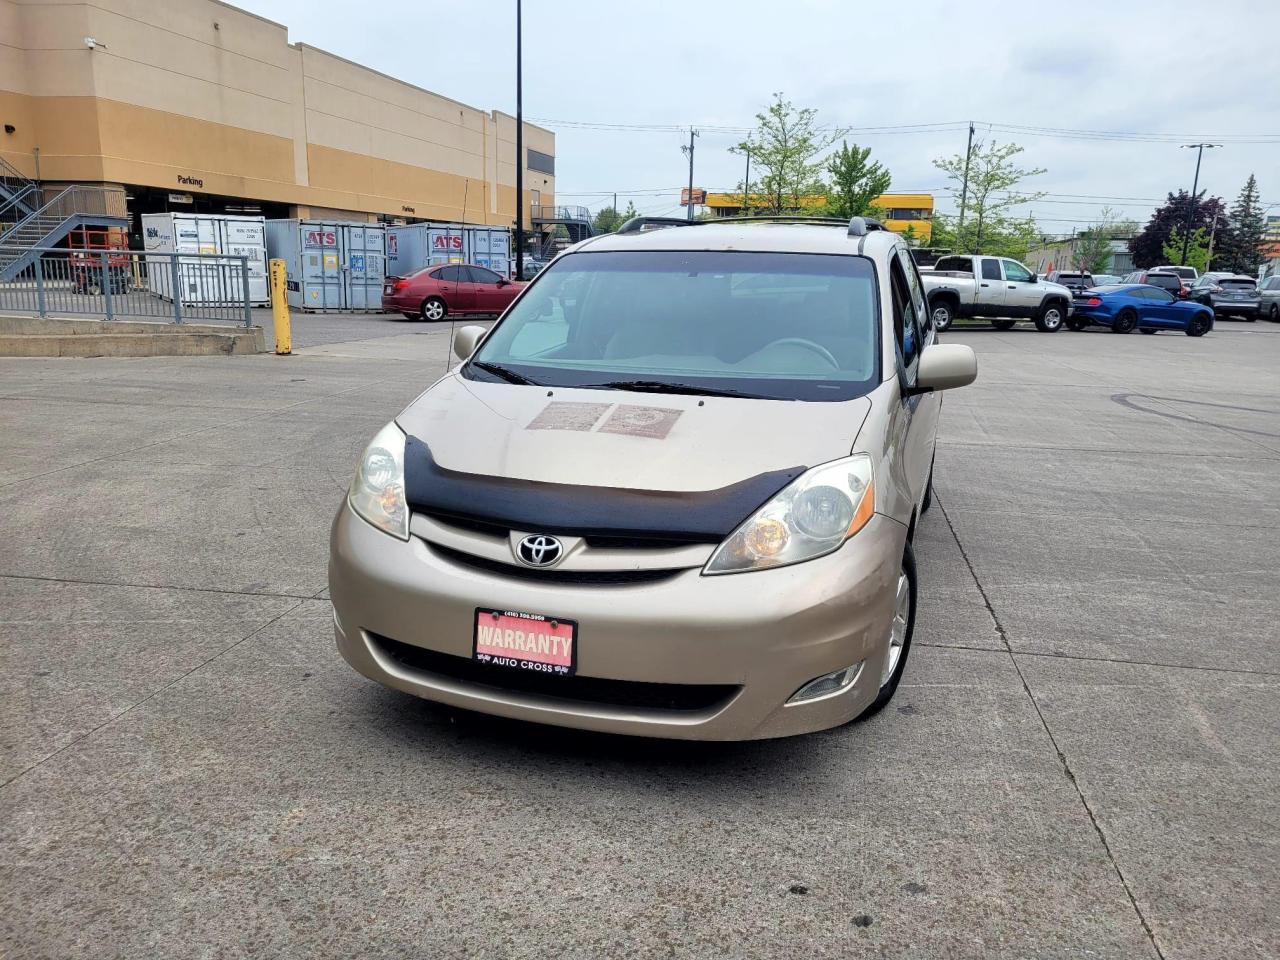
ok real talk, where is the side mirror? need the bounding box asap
[497,278,509,287]
[453,324,486,361]
[1028,273,1038,283]
[913,343,977,393]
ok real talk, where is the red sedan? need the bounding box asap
[382,264,526,321]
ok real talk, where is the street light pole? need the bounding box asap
[1179,142,1220,266]
[514,0,524,282]
[957,121,975,240]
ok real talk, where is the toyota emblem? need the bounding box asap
[516,534,564,567]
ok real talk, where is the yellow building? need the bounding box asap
[0,0,554,229]
[704,192,934,243]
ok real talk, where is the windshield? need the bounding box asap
[465,250,882,402]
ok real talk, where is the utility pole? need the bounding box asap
[514,0,524,281]
[613,192,617,217]
[1179,142,1221,266]
[681,128,699,221]
[742,146,751,217]
[957,121,975,246]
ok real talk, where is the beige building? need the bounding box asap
[0,0,555,230]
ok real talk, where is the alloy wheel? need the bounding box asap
[881,571,911,688]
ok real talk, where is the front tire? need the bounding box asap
[1269,304,1279,323]
[859,544,917,720]
[420,297,447,322]
[1186,314,1212,337]
[930,301,955,332]
[991,318,1017,331]
[1112,309,1138,334]
[1034,301,1066,332]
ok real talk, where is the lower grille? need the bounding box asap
[371,633,739,713]
[426,542,685,585]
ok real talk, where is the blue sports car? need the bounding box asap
[1068,284,1214,336]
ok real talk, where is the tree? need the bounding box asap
[1129,190,1226,268]
[823,141,891,219]
[931,213,1040,262]
[1073,208,1122,274]
[933,139,1045,254]
[1217,174,1266,275]
[733,93,847,214]
[1162,227,1211,274]
[592,205,626,233]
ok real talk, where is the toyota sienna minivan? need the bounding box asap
[329,216,978,740]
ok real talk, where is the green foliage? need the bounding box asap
[930,213,1040,262]
[733,93,847,215]
[823,141,892,219]
[1074,208,1123,274]
[592,205,626,233]
[933,139,1046,254]
[1162,227,1210,274]
[1217,173,1266,275]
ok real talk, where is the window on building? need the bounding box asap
[527,149,555,175]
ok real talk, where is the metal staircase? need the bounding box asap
[0,184,130,281]
[0,156,41,224]
[531,204,595,259]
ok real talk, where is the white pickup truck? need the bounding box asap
[920,255,1074,333]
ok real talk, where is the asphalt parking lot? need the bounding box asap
[1,318,1277,959]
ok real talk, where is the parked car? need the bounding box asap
[1093,274,1122,286]
[1189,273,1260,320]
[330,216,979,740]
[519,259,550,280]
[1155,264,1199,285]
[921,254,1073,332]
[1258,275,1280,322]
[1121,270,1189,298]
[382,264,526,321]
[1068,284,1214,336]
[1045,271,1095,295]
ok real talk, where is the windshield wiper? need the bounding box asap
[579,379,774,400]
[470,361,540,386]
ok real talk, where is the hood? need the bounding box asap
[397,375,872,492]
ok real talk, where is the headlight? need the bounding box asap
[704,453,875,575]
[348,421,409,540]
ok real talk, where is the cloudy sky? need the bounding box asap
[238,0,1279,235]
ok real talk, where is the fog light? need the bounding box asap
[786,661,864,705]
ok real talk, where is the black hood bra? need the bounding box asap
[403,435,805,544]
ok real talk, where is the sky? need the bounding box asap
[236,0,1280,236]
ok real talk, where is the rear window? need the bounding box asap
[1220,279,1256,290]
[467,250,882,402]
[1147,274,1180,290]
[933,257,972,273]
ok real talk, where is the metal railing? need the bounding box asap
[532,204,591,222]
[0,247,254,326]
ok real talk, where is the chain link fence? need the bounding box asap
[0,248,254,326]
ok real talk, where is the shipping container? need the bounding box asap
[386,223,512,279]
[142,213,269,305]
[265,219,387,311]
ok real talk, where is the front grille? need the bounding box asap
[582,534,702,551]
[427,542,686,585]
[372,633,739,713]
[426,512,509,540]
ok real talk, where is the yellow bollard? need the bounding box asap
[269,258,292,355]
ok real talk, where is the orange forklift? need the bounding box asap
[67,225,131,295]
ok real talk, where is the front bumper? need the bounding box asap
[328,503,907,740]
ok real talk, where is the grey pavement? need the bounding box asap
[1,317,1278,959]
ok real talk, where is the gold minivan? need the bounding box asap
[329,217,977,740]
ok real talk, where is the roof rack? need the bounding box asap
[614,214,890,237]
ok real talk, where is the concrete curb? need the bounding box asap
[0,315,265,357]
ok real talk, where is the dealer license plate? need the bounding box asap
[473,608,577,676]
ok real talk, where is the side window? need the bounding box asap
[889,258,921,378]
[469,266,501,284]
[1003,260,1033,283]
[897,248,931,338]
[980,259,1002,281]
[1149,288,1175,303]
[437,266,464,283]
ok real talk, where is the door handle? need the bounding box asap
[1008,285,1017,289]
[980,283,990,287]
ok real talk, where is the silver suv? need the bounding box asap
[329,216,977,740]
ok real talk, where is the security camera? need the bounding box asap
[83,36,107,49]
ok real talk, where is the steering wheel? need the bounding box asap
[758,337,840,369]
